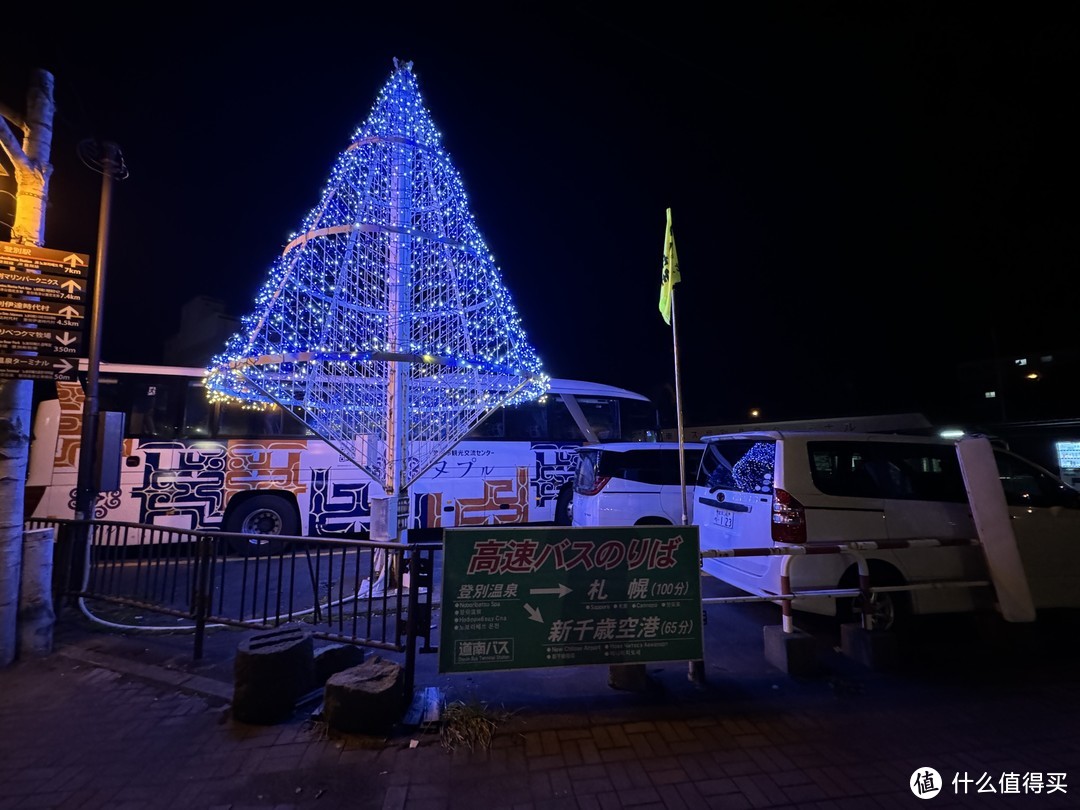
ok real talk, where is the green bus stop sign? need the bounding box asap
[439,525,703,674]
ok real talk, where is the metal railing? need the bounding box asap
[699,537,992,631]
[27,517,441,693]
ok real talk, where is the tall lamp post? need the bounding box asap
[73,141,125,525]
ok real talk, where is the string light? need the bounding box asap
[204,59,548,486]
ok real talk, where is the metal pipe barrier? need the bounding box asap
[699,537,991,632]
[25,517,440,688]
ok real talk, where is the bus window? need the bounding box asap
[215,398,311,438]
[183,383,213,437]
[573,396,619,442]
[504,400,547,440]
[97,375,181,440]
[548,395,585,441]
[619,398,661,442]
[218,401,271,438]
[466,410,505,439]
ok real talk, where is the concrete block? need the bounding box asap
[763,625,820,676]
[232,624,315,725]
[608,663,652,692]
[313,642,366,686]
[324,656,406,735]
[841,622,900,671]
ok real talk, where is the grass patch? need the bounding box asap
[439,700,512,752]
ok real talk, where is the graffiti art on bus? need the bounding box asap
[532,442,579,507]
[54,383,84,471]
[455,467,529,525]
[308,467,372,536]
[131,440,307,529]
[414,491,443,529]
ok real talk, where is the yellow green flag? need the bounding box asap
[658,207,680,325]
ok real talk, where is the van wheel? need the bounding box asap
[554,483,574,526]
[837,566,910,632]
[224,494,299,556]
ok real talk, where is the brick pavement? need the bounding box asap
[1,611,1078,809]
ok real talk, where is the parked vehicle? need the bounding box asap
[571,442,705,527]
[694,430,1080,629]
[26,362,662,554]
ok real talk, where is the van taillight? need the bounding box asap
[577,476,611,496]
[771,488,806,543]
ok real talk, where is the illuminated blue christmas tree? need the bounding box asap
[206,58,547,495]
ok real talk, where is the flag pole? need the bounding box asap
[670,287,688,525]
[660,209,703,686]
[659,207,688,526]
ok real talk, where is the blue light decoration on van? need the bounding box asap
[731,442,775,493]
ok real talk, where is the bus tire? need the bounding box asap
[224,494,300,556]
[554,483,574,526]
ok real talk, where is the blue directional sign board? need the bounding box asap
[439,525,702,674]
[0,241,89,378]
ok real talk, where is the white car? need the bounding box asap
[694,430,1080,629]
[571,442,705,527]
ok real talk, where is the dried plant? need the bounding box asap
[439,700,512,752]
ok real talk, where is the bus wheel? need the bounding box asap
[554,483,574,526]
[225,494,299,556]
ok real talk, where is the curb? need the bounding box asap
[56,643,234,703]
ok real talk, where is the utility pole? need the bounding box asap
[0,69,55,667]
[74,141,123,526]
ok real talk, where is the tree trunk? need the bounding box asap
[18,527,54,657]
[0,383,32,665]
[0,69,55,666]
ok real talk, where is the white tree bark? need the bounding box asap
[0,69,55,666]
[0,384,32,665]
[18,528,54,657]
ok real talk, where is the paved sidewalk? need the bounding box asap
[1,606,1077,809]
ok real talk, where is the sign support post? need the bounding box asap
[71,142,122,594]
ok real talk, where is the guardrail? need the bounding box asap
[26,517,440,694]
[699,537,992,632]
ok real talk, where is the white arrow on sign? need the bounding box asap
[523,603,544,623]
[58,306,80,317]
[61,279,82,294]
[52,358,73,374]
[528,584,572,597]
[56,332,77,346]
[63,254,87,268]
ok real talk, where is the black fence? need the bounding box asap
[26,518,441,694]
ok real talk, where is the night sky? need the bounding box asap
[2,5,1075,429]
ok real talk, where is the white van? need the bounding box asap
[694,430,1080,629]
[572,442,705,527]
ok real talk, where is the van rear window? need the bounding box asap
[700,439,775,493]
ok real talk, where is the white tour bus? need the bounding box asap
[26,363,660,553]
